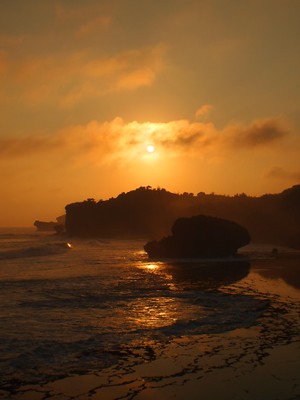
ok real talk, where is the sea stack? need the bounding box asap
[144,215,250,258]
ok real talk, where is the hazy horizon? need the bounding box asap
[1,1,300,226]
[2,183,300,229]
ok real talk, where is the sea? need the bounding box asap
[0,228,300,399]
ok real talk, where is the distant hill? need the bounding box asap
[65,185,300,247]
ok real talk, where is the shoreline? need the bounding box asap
[8,333,300,400]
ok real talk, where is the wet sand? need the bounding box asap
[8,338,300,400]
[3,255,300,400]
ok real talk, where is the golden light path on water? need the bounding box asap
[132,254,300,334]
[131,262,180,329]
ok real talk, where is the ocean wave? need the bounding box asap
[0,291,270,391]
[0,242,72,260]
[158,292,269,336]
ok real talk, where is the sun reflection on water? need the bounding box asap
[144,263,159,271]
[138,262,177,290]
[128,262,181,329]
[137,262,161,273]
[128,296,178,329]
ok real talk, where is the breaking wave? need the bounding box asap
[0,242,72,260]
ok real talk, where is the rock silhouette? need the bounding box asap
[34,220,57,232]
[144,215,250,258]
[34,215,65,233]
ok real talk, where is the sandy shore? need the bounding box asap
[3,256,300,400]
[7,334,300,400]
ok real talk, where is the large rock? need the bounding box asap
[144,215,250,258]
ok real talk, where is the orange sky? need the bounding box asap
[1,0,300,226]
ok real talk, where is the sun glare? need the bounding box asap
[145,263,159,271]
[147,145,155,153]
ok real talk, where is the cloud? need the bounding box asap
[0,136,64,158]
[266,166,300,181]
[195,104,213,119]
[0,116,290,166]
[76,16,111,37]
[149,120,216,151]
[115,66,158,90]
[85,44,166,92]
[223,118,289,148]
[2,44,167,106]
[55,2,112,37]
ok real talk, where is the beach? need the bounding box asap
[0,233,299,399]
[13,335,300,400]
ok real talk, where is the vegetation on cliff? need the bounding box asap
[65,185,300,247]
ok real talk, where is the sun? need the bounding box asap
[146,145,155,153]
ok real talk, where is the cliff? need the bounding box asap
[65,185,300,246]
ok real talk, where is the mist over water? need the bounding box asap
[0,229,299,396]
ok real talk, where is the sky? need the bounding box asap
[1,0,300,226]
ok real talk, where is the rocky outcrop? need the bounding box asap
[34,215,65,233]
[34,220,57,232]
[144,215,250,258]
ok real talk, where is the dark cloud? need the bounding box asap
[227,118,288,148]
[155,129,205,149]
